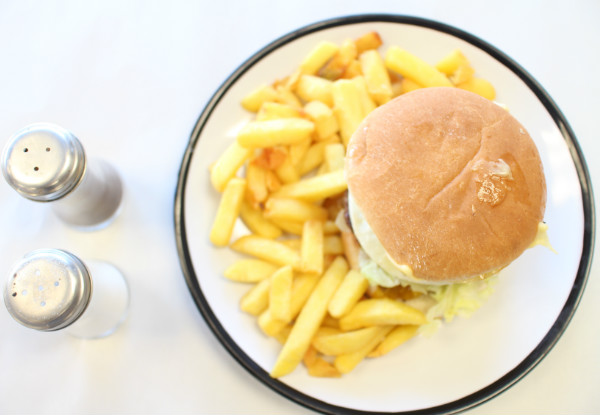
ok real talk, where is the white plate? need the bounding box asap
[175,15,594,414]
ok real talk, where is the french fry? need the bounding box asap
[237,118,314,148]
[324,143,346,172]
[449,63,475,85]
[341,231,360,270]
[304,349,342,378]
[328,269,370,318]
[300,220,324,275]
[265,197,328,222]
[313,326,382,356]
[270,218,304,236]
[241,84,278,112]
[339,298,427,331]
[323,235,344,255]
[354,31,383,54]
[256,101,304,121]
[367,325,418,357]
[289,137,311,166]
[274,153,300,184]
[334,326,393,374]
[269,265,293,322]
[332,79,364,147]
[231,235,301,269]
[270,256,348,378]
[281,238,301,250]
[295,75,334,107]
[274,170,347,202]
[319,40,358,81]
[252,147,287,170]
[258,273,320,336]
[299,41,340,75]
[274,85,303,108]
[265,169,281,193]
[273,325,292,345]
[224,259,279,283]
[400,77,424,94]
[240,278,270,315]
[297,141,327,176]
[209,178,246,246]
[341,59,363,79]
[323,220,340,235]
[210,141,253,192]
[385,46,453,87]
[245,163,269,207]
[435,49,469,75]
[239,201,282,239]
[352,76,377,115]
[359,49,393,105]
[303,100,339,140]
[457,77,496,100]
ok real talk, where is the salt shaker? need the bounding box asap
[1,123,123,229]
[3,249,129,339]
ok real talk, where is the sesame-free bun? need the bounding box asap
[346,87,546,283]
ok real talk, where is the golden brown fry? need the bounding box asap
[265,197,328,222]
[270,256,348,378]
[367,325,418,357]
[457,77,496,100]
[303,100,339,140]
[352,76,377,115]
[324,143,345,172]
[245,163,269,208]
[300,219,324,275]
[339,298,427,331]
[239,201,282,239]
[297,141,327,176]
[295,75,334,107]
[385,46,452,87]
[332,79,364,147]
[270,218,304,236]
[274,170,348,202]
[240,278,270,316]
[269,265,293,323]
[435,49,469,75]
[323,235,344,255]
[209,178,246,246]
[359,49,393,105]
[328,269,369,318]
[258,273,320,336]
[319,39,358,81]
[274,153,300,184]
[230,235,301,269]
[241,84,278,112]
[354,31,383,54]
[256,101,304,121]
[224,259,278,283]
[252,147,288,170]
[341,59,362,79]
[210,141,253,192]
[313,326,382,356]
[289,137,312,166]
[334,326,393,374]
[237,118,314,148]
[299,41,340,75]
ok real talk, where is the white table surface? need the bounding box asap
[0,1,598,414]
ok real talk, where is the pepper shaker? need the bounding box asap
[3,249,129,339]
[1,123,123,229]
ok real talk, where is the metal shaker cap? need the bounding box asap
[3,249,92,331]
[1,123,86,201]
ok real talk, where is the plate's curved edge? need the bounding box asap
[173,13,596,415]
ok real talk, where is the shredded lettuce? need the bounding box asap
[359,257,498,336]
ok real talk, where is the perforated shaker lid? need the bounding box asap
[1,123,86,201]
[3,249,92,331]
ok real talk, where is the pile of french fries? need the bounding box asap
[208,31,496,378]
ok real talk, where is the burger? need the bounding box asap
[343,87,549,325]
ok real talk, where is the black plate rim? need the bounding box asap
[174,13,596,415]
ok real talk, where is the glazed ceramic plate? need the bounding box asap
[175,15,594,414]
